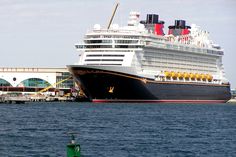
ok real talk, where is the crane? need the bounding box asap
[107,1,119,29]
[36,76,72,94]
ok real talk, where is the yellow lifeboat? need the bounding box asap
[201,74,206,80]
[195,73,201,80]
[183,72,190,79]
[190,73,195,79]
[206,74,213,81]
[177,72,184,79]
[171,71,178,78]
[164,71,171,78]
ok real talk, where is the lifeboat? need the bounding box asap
[177,72,184,79]
[201,74,206,80]
[164,71,171,77]
[171,71,178,78]
[183,72,190,79]
[206,74,213,81]
[195,73,201,80]
[190,73,195,79]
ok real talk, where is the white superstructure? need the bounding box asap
[75,12,228,85]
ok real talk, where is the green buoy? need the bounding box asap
[67,134,81,157]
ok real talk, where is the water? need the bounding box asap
[0,102,236,157]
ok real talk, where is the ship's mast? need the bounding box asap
[107,1,119,29]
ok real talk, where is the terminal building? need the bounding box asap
[0,67,75,96]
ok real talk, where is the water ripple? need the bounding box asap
[0,102,236,156]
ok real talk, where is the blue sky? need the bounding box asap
[0,0,235,87]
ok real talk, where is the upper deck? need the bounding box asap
[72,11,228,85]
[75,27,224,57]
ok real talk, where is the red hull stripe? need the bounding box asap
[92,99,227,103]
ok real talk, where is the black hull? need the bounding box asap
[68,66,231,103]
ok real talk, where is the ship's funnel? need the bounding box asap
[168,20,191,36]
[175,20,186,28]
[146,14,159,24]
[141,14,165,36]
[154,21,165,36]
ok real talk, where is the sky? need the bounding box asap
[0,0,235,88]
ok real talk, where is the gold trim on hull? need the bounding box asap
[73,69,230,87]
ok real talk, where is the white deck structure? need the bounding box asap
[75,11,229,85]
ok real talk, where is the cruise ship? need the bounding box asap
[67,10,231,103]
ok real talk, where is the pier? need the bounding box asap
[0,94,77,104]
[2,95,30,104]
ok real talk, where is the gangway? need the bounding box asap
[36,76,72,95]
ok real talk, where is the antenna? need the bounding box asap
[107,1,119,29]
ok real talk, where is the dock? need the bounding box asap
[0,94,77,104]
[0,95,30,104]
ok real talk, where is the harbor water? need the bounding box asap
[0,102,236,156]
